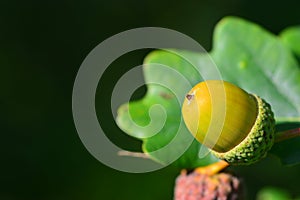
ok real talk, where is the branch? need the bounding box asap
[117,150,151,159]
[275,127,300,143]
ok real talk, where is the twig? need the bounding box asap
[118,150,150,159]
[275,127,300,143]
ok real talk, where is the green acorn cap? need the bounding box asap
[182,80,275,165]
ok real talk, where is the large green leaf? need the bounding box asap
[211,17,300,121]
[116,16,300,168]
[117,51,220,168]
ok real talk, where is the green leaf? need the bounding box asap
[117,50,220,168]
[280,26,300,58]
[257,187,292,200]
[116,16,300,168]
[211,17,300,121]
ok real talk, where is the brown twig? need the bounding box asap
[275,127,300,143]
[117,150,150,159]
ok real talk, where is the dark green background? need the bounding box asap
[2,0,300,199]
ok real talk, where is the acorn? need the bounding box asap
[182,80,275,165]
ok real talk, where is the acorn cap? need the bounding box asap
[182,80,275,165]
[213,94,275,164]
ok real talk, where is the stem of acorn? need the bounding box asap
[195,160,229,176]
[275,127,300,143]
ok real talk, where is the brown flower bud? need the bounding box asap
[174,169,242,200]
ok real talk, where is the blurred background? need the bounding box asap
[1,0,300,199]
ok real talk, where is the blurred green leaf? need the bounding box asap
[256,187,292,200]
[117,16,300,168]
[280,26,300,57]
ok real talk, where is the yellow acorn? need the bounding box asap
[182,80,275,165]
